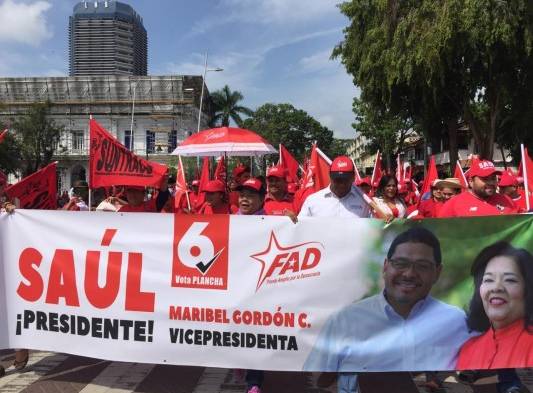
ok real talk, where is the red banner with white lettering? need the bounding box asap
[5,162,57,209]
[89,119,168,188]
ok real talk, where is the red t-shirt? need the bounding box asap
[437,191,519,217]
[264,194,294,216]
[118,199,157,213]
[417,198,443,218]
[229,190,239,212]
[197,202,230,215]
[510,190,528,212]
[457,319,533,369]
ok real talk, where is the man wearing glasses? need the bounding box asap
[303,227,472,392]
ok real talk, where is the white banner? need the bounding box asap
[0,210,380,371]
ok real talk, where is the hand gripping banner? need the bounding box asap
[0,211,532,372]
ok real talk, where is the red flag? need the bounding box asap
[279,144,300,183]
[519,145,533,211]
[294,144,331,212]
[454,161,468,189]
[89,119,167,188]
[464,155,480,179]
[0,129,7,144]
[370,151,382,188]
[195,157,210,209]
[421,155,438,196]
[304,144,331,191]
[395,154,404,185]
[214,156,226,183]
[174,155,190,211]
[5,162,57,209]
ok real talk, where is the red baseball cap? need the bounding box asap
[236,178,266,195]
[192,180,200,186]
[499,171,518,187]
[203,180,226,193]
[356,176,371,186]
[330,156,355,178]
[468,160,502,178]
[266,166,287,179]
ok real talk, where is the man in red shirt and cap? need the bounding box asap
[498,171,527,212]
[118,175,170,213]
[197,180,230,214]
[438,160,519,217]
[264,166,295,216]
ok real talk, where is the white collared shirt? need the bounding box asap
[303,293,473,373]
[297,185,372,218]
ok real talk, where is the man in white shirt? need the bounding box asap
[303,227,473,392]
[298,156,371,218]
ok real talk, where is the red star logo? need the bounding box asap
[250,231,323,291]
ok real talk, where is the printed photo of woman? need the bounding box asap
[457,241,533,369]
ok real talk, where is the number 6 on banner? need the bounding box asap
[172,215,229,290]
[177,222,223,275]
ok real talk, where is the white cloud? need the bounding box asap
[189,0,339,36]
[0,0,53,46]
[298,49,338,74]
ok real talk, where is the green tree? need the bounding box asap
[210,85,254,127]
[333,0,533,160]
[241,103,335,161]
[9,102,63,176]
[0,130,22,176]
[353,98,417,170]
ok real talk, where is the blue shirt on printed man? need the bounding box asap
[303,292,473,373]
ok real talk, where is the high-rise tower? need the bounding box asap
[69,1,147,76]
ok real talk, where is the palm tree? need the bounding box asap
[210,85,254,127]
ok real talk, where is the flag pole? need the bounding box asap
[88,115,93,211]
[179,155,191,211]
[457,160,467,186]
[521,144,530,212]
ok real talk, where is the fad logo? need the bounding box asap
[172,215,229,290]
[251,231,324,291]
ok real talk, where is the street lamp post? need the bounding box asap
[197,52,223,134]
[129,81,137,151]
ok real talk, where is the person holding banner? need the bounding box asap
[304,227,472,392]
[197,180,230,214]
[457,242,533,371]
[118,175,169,213]
[298,156,371,218]
[264,166,296,216]
[233,177,267,393]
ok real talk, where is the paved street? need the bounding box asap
[1,350,532,393]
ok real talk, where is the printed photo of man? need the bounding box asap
[303,227,474,390]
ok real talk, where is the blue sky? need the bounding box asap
[0,0,360,138]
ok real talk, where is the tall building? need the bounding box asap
[69,1,148,76]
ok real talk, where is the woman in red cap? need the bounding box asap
[197,180,230,214]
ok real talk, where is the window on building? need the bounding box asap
[71,130,85,152]
[146,130,155,154]
[124,130,134,151]
[168,130,178,153]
